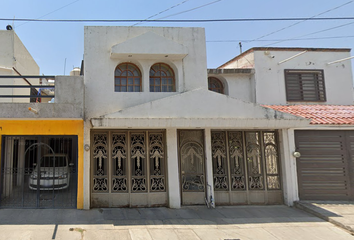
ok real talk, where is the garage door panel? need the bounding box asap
[296,130,353,201]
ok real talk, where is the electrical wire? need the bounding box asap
[206,35,354,42]
[133,0,191,26]
[156,0,224,20]
[264,21,354,47]
[2,17,354,23]
[16,0,80,28]
[245,0,354,43]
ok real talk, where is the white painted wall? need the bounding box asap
[0,30,39,103]
[209,73,255,103]
[253,50,354,105]
[84,26,207,119]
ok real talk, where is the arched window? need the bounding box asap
[208,77,224,94]
[150,63,175,92]
[114,63,142,92]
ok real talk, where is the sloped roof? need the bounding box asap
[263,105,354,125]
[91,88,310,129]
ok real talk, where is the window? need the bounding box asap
[149,63,175,92]
[114,63,141,92]
[285,69,326,102]
[208,77,224,94]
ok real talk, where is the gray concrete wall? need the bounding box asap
[0,76,84,119]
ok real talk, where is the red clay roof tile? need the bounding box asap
[263,105,354,125]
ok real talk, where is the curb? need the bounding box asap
[294,201,354,235]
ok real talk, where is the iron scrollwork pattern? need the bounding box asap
[112,133,128,192]
[263,132,281,190]
[92,134,108,192]
[228,132,246,190]
[180,131,205,192]
[149,133,166,192]
[131,133,147,192]
[211,132,228,190]
[245,132,264,190]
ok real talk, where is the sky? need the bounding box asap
[1,0,354,75]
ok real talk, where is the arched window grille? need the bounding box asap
[208,77,224,94]
[114,63,142,92]
[149,63,175,92]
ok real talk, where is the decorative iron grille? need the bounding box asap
[210,131,281,192]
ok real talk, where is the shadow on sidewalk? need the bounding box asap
[0,205,324,226]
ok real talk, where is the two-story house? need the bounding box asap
[82,26,310,209]
[214,47,354,202]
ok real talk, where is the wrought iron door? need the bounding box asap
[91,130,167,208]
[178,130,206,205]
[211,131,282,205]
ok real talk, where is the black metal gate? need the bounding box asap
[0,136,78,208]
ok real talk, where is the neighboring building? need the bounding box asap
[0,30,85,209]
[0,30,40,103]
[215,47,354,201]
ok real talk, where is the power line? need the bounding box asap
[2,17,354,23]
[264,21,354,47]
[156,0,224,20]
[16,0,80,28]
[246,0,354,43]
[133,0,191,26]
[206,35,354,42]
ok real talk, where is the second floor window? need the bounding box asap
[285,69,326,102]
[114,63,142,92]
[208,77,224,94]
[150,63,175,92]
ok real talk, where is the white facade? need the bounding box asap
[83,26,310,209]
[218,48,354,105]
[0,30,40,103]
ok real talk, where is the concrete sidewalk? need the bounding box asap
[295,201,354,235]
[0,205,353,240]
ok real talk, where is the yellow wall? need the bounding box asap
[0,119,84,209]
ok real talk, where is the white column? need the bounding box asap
[166,128,181,208]
[279,129,299,206]
[204,128,215,208]
[83,120,91,209]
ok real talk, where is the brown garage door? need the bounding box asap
[295,130,354,200]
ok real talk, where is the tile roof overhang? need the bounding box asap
[263,105,354,125]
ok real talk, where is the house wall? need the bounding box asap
[252,50,354,105]
[0,31,15,103]
[209,73,255,103]
[0,76,84,118]
[84,26,207,119]
[0,30,40,103]
[0,119,84,209]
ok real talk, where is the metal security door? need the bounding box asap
[91,130,167,208]
[1,136,78,209]
[296,130,354,200]
[178,130,206,205]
